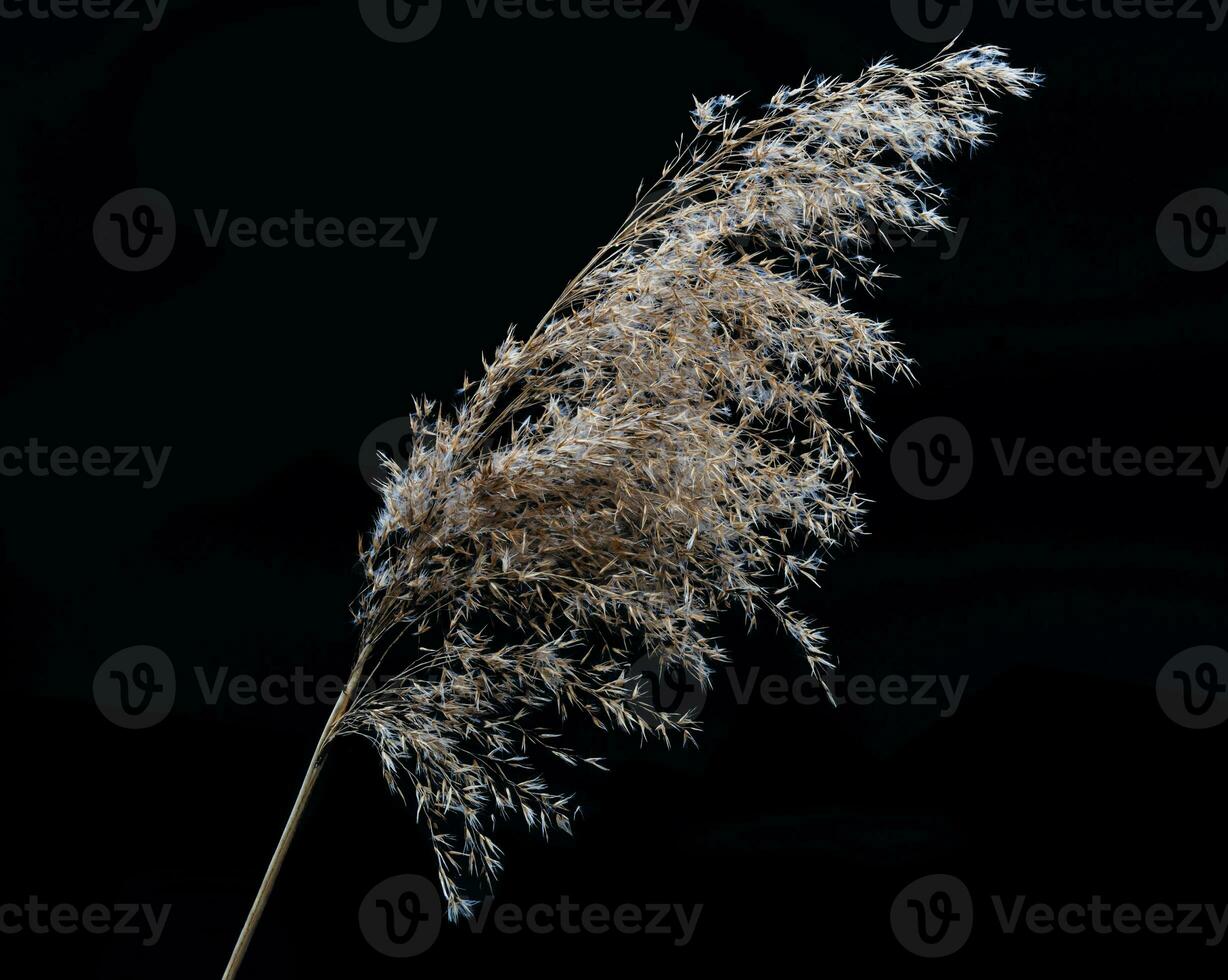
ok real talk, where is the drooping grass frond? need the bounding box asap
[334,45,1040,920]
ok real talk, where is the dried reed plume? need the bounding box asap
[224,44,1038,976]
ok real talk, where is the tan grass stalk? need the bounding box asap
[222,43,1039,976]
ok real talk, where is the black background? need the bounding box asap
[2,0,1226,975]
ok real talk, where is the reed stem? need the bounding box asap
[221,646,370,980]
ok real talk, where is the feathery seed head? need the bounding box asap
[337,44,1039,921]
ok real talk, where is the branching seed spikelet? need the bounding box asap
[334,45,1040,920]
